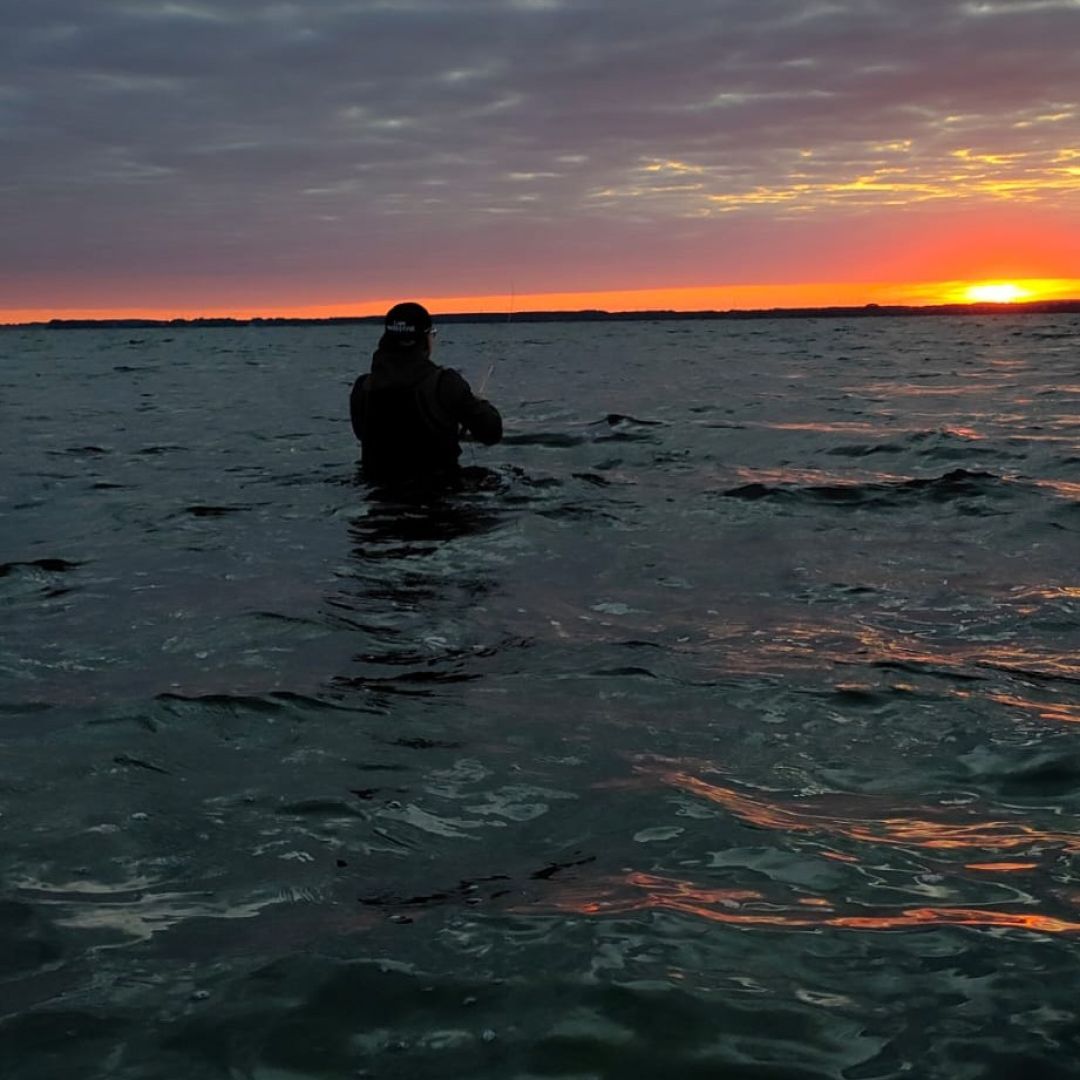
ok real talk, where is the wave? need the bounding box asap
[721,469,1036,508]
[154,690,351,715]
[46,445,109,457]
[502,432,587,447]
[504,413,665,448]
[179,504,251,518]
[331,670,482,696]
[598,413,664,427]
[826,429,1008,460]
[0,558,83,576]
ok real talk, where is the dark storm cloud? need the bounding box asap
[2,0,1078,298]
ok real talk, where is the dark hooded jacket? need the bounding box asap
[350,341,502,483]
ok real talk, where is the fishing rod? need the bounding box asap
[478,286,513,397]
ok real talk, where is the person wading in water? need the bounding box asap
[350,302,503,485]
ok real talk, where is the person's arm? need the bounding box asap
[349,374,368,441]
[439,369,502,445]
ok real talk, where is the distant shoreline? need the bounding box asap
[3,298,1079,330]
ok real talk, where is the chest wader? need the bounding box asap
[360,370,459,480]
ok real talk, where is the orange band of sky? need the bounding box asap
[4,279,1079,325]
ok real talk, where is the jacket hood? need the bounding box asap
[369,344,438,390]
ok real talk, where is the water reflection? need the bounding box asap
[5,318,1080,1076]
[324,469,511,702]
[532,763,1080,936]
[654,769,1080,855]
[544,871,1080,933]
[983,693,1080,724]
[347,466,507,550]
[704,613,1080,686]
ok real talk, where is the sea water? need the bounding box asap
[1,315,1078,1078]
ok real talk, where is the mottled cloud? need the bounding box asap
[2,0,1078,309]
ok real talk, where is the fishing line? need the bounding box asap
[478,285,513,397]
[465,287,513,465]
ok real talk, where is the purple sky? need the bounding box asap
[3,0,1079,315]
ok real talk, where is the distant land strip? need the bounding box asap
[4,299,1080,330]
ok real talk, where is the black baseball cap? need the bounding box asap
[384,302,433,339]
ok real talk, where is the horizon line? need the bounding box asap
[6,277,1080,327]
[4,297,1080,330]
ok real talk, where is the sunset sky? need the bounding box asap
[3,0,1079,322]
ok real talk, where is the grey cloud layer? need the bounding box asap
[3,0,1078,296]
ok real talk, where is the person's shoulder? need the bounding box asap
[436,365,469,386]
[433,366,473,399]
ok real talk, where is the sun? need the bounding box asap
[964,282,1031,304]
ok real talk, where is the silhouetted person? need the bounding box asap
[350,302,502,485]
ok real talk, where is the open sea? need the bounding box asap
[2,314,1079,1079]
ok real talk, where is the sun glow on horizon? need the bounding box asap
[963,282,1032,303]
[4,278,1079,326]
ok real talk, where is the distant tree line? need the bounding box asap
[2,299,1078,331]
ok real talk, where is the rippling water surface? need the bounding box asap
[2,316,1079,1078]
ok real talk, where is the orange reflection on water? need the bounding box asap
[814,908,1080,933]
[732,464,1080,506]
[1031,477,1080,501]
[658,771,1080,854]
[733,465,906,487]
[880,908,1080,934]
[842,622,1080,683]
[844,382,999,397]
[965,862,1040,873]
[555,871,804,928]
[1016,586,1080,601]
[546,871,1080,934]
[985,693,1080,725]
[754,421,893,435]
[697,610,1080,691]
[975,642,1080,681]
